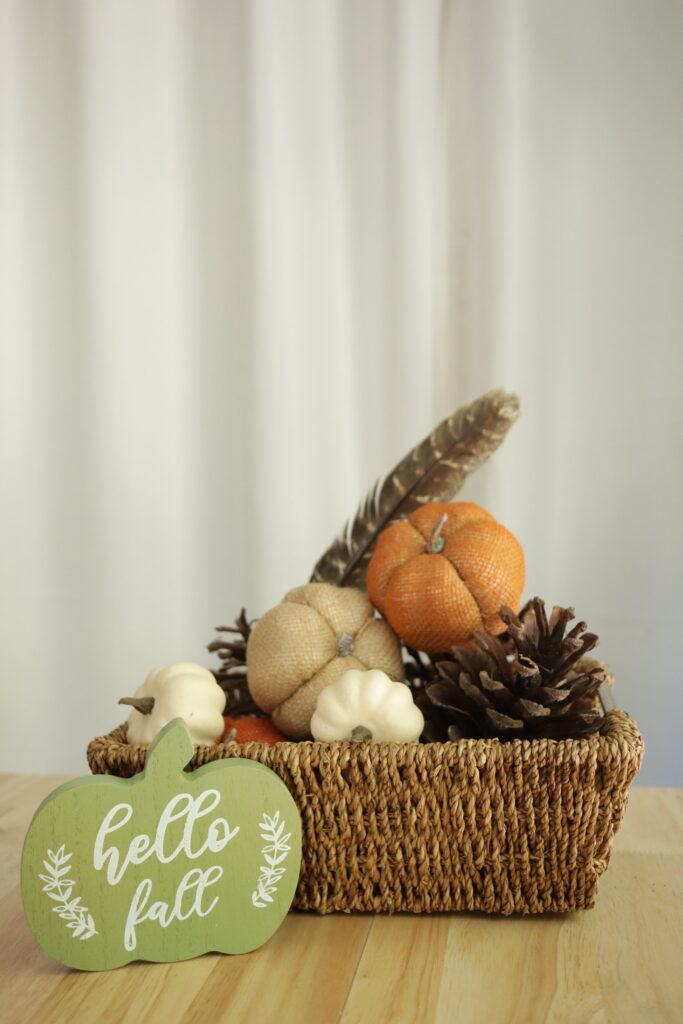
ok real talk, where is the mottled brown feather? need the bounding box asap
[310,389,521,589]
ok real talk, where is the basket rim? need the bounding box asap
[87,707,642,768]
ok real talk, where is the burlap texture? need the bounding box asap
[367,502,525,652]
[246,583,403,739]
[87,702,643,915]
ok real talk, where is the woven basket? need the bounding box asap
[87,701,643,915]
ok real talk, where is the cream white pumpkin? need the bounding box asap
[121,662,226,745]
[310,668,424,743]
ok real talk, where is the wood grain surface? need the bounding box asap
[1,776,681,1024]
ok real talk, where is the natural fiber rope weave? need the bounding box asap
[87,707,642,915]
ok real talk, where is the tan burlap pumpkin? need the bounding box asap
[246,583,404,739]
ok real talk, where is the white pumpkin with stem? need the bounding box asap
[310,668,424,743]
[120,662,226,745]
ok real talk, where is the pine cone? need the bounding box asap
[427,598,607,741]
[400,646,449,741]
[207,609,262,717]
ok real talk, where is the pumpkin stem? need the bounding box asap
[350,725,373,742]
[337,632,354,657]
[119,696,156,716]
[426,513,449,554]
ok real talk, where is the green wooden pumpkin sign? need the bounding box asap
[21,719,302,970]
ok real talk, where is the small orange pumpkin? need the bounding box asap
[219,715,286,744]
[366,501,525,654]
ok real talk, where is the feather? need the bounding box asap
[310,389,520,589]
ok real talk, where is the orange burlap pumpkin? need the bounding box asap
[366,501,525,654]
[246,583,404,739]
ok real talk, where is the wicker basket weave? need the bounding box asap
[87,705,642,915]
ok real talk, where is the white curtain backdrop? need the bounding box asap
[1,0,681,784]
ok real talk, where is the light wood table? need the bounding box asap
[1,776,681,1024]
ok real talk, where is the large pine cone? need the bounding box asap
[426,598,607,740]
